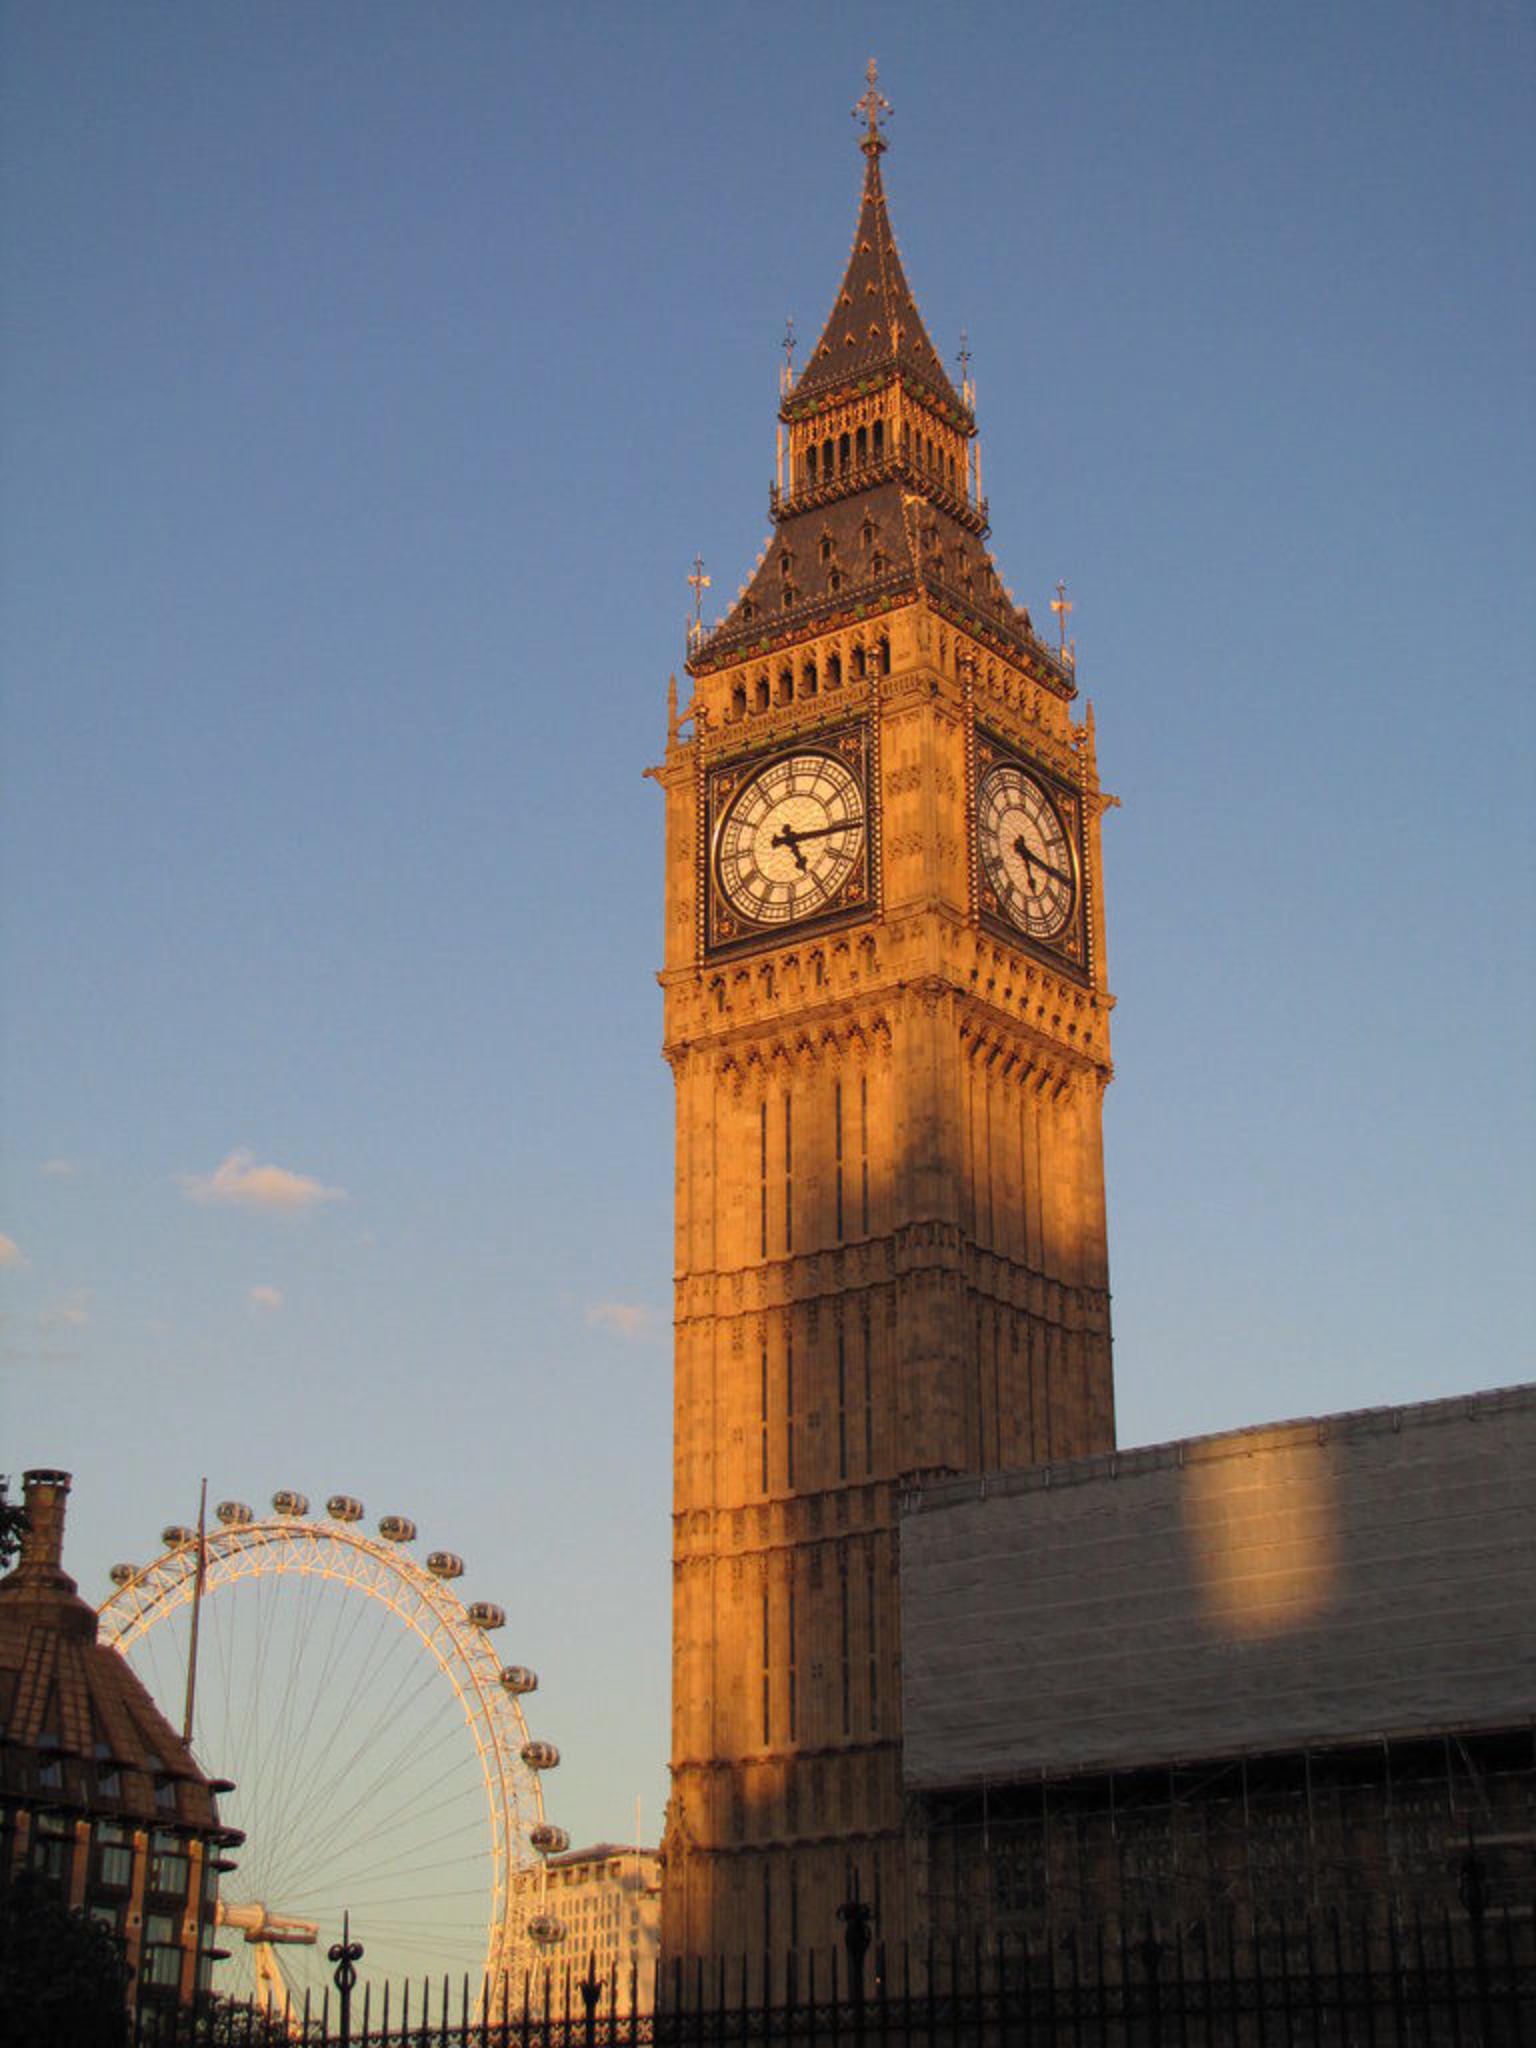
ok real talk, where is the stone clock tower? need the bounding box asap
[655,76,1117,1967]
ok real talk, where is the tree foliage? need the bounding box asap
[0,1869,130,2048]
[0,1474,28,1570]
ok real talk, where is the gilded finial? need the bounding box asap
[854,59,891,156]
[687,555,711,655]
[1051,579,1076,670]
[957,331,974,411]
[780,315,796,399]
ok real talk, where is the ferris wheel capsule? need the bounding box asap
[499,1665,537,1695]
[530,1823,569,1855]
[326,1495,364,1522]
[521,1740,560,1771]
[161,1525,196,1549]
[109,1563,137,1587]
[271,1490,309,1517]
[216,1501,252,1526]
[526,1914,564,1947]
[378,1515,416,1543]
[427,1551,463,1579]
[467,1601,505,1630]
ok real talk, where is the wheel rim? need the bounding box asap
[99,1503,556,2004]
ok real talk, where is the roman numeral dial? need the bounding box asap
[715,751,867,929]
[976,761,1078,941]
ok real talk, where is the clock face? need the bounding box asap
[976,761,1077,940]
[715,750,867,928]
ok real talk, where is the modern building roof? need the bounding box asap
[900,1385,1536,1791]
[543,1841,659,1871]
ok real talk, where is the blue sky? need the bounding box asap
[3,0,1533,1915]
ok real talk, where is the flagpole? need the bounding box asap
[182,1476,208,1746]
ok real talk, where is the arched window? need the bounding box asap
[851,644,867,681]
[806,445,818,487]
[820,536,834,564]
[730,681,747,720]
[823,437,834,476]
[827,570,842,595]
[872,419,884,461]
[877,634,891,675]
[855,425,867,467]
[900,422,910,458]
[826,650,842,688]
[801,659,818,698]
[755,672,770,712]
[948,454,957,492]
[861,518,875,549]
[776,665,793,706]
[839,432,851,476]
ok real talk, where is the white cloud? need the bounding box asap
[40,1297,89,1330]
[0,1234,22,1269]
[586,1301,657,1341]
[248,1284,284,1314]
[183,1149,345,1213]
[40,1158,76,1179]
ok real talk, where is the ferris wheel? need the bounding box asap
[98,1492,571,2008]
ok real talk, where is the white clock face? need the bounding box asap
[977,762,1077,940]
[716,751,866,927]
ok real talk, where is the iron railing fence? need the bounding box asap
[125,1900,1535,2048]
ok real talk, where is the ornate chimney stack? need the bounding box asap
[17,1468,75,1587]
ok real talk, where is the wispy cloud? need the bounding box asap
[40,1296,89,1330]
[586,1301,658,1341]
[248,1284,284,1314]
[183,1150,345,1213]
[0,1234,22,1270]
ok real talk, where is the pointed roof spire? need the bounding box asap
[789,63,965,414]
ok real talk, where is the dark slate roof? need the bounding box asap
[790,143,963,416]
[900,1384,1536,1791]
[694,480,1062,683]
[0,1470,227,1833]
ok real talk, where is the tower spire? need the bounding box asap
[790,64,959,412]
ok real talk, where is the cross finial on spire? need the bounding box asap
[780,315,796,398]
[687,554,711,653]
[957,330,975,410]
[854,59,891,156]
[1051,579,1075,668]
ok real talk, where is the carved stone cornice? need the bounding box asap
[671,1225,1111,1328]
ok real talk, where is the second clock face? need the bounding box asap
[716,750,867,928]
[977,761,1077,940]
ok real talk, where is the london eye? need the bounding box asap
[98,1492,571,2009]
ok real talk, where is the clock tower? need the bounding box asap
[655,75,1117,1967]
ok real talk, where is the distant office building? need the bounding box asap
[0,1468,240,2008]
[509,1842,660,2009]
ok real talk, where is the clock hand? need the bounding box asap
[771,817,863,849]
[1011,835,1072,888]
[770,823,809,872]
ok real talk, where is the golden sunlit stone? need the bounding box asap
[653,85,1118,1966]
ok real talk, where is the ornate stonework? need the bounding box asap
[656,89,1117,1966]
